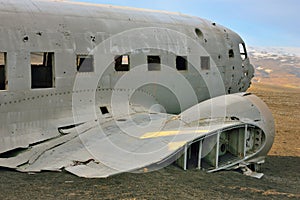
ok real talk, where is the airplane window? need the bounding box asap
[229,49,234,58]
[115,55,130,71]
[77,55,94,72]
[100,106,109,114]
[176,56,188,71]
[31,52,54,89]
[239,43,247,60]
[148,56,161,71]
[201,56,210,70]
[0,52,7,90]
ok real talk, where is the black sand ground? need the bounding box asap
[0,156,299,200]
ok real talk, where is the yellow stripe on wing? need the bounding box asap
[140,129,208,139]
[168,141,187,151]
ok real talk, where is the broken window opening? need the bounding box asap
[0,52,7,90]
[100,106,109,114]
[148,56,161,71]
[176,56,188,71]
[115,55,130,71]
[229,49,234,58]
[77,55,94,72]
[239,43,247,60]
[201,56,210,70]
[31,52,54,89]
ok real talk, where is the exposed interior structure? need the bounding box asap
[176,125,265,172]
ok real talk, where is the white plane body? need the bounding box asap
[0,0,275,178]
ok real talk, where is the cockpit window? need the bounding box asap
[239,43,247,60]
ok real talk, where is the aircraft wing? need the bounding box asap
[0,93,274,178]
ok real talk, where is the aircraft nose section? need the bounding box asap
[248,63,255,78]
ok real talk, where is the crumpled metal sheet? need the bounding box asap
[0,112,239,178]
[0,93,274,178]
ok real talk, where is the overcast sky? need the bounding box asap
[75,0,300,47]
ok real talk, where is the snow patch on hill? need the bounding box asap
[248,47,300,57]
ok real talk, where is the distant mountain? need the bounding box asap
[248,46,300,88]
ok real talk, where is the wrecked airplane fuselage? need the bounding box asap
[0,0,275,178]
